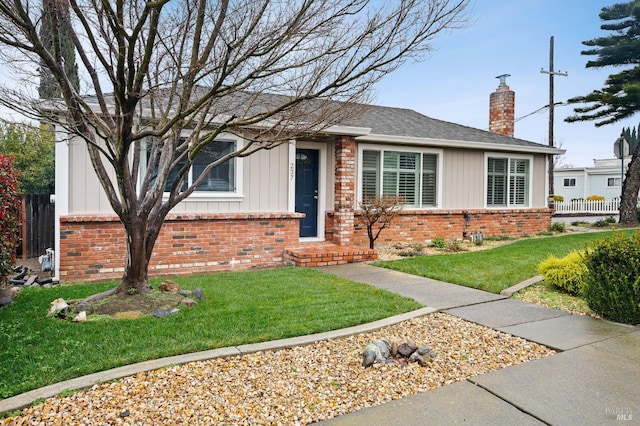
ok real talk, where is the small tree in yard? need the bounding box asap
[0,0,469,299]
[0,155,20,286]
[359,196,403,249]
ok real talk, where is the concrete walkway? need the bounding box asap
[317,264,640,425]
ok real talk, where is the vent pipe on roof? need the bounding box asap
[489,74,515,137]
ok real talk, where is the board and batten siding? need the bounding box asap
[67,136,291,215]
[441,148,485,209]
[390,148,549,210]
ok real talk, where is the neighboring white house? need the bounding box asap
[554,158,629,202]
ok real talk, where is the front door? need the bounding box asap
[295,148,319,237]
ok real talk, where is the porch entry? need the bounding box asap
[295,148,319,237]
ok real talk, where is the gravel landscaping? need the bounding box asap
[3,313,555,425]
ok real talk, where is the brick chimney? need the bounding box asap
[489,74,515,137]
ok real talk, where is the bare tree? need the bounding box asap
[358,195,403,249]
[0,0,469,297]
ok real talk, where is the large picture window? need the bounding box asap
[486,156,530,207]
[361,148,438,208]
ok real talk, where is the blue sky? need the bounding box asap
[374,0,637,167]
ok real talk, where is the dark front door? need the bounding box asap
[295,148,319,237]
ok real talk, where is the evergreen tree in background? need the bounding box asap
[567,0,640,225]
[0,121,55,194]
[38,0,79,98]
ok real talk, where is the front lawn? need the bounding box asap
[374,230,637,294]
[0,267,421,399]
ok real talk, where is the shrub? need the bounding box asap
[550,221,565,233]
[537,250,588,295]
[0,155,20,285]
[582,232,640,324]
[605,216,617,224]
[430,237,446,249]
[586,195,605,201]
[552,194,564,202]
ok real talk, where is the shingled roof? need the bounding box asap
[341,104,558,151]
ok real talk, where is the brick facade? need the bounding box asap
[332,136,356,246]
[59,212,303,281]
[327,208,553,248]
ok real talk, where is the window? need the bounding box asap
[361,148,438,208]
[563,178,576,187]
[486,156,530,207]
[145,138,239,194]
[608,177,622,187]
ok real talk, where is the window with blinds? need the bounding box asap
[487,157,529,207]
[362,149,438,208]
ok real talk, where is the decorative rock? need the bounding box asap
[153,308,180,318]
[72,311,87,322]
[47,298,69,318]
[193,287,204,301]
[158,280,180,293]
[178,289,192,297]
[180,298,197,307]
[76,301,93,314]
[417,345,431,355]
[397,341,417,357]
[0,288,17,307]
[361,340,391,367]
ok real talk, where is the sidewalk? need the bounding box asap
[317,263,640,425]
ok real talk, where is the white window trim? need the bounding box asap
[357,143,443,209]
[484,152,533,209]
[607,176,622,188]
[139,132,245,201]
[563,177,577,187]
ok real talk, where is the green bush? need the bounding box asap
[583,232,640,324]
[550,221,565,233]
[431,237,446,248]
[537,250,588,295]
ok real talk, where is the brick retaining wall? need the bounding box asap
[59,212,303,281]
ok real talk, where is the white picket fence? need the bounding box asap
[554,198,621,214]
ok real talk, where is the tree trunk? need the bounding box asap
[620,151,640,226]
[115,216,160,295]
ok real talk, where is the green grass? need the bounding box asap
[374,230,638,294]
[0,267,420,399]
[513,281,595,316]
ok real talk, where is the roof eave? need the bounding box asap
[356,134,566,155]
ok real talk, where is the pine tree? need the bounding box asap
[38,0,79,99]
[566,1,640,126]
[567,1,640,225]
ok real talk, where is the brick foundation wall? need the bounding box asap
[327,208,553,247]
[59,212,303,281]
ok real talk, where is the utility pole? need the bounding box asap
[540,36,567,205]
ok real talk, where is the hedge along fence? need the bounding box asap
[0,155,20,284]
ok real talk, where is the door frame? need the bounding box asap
[289,141,327,241]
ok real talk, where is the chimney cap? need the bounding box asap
[495,74,511,87]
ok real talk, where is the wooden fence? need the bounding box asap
[17,194,54,258]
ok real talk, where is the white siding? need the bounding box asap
[68,136,291,215]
